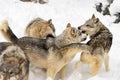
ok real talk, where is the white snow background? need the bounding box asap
[0,0,120,80]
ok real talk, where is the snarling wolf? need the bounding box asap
[25,18,55,39]
[77,14,113,76]
[0,20,89,80]
[0,44,29,80]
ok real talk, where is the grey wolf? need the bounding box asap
[25,18,55,39]
[77,14,113,76]
[0,20,89,80]
[25,17,56,73]
[0,44,29,80]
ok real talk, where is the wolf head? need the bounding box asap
[0,46,26,76]
[27,19,56,39]
[62,23,87,42]
[78,14,102,37]
[40,19,55,38]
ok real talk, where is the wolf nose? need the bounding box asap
[83,38,87,40]
[78,26,81,30]
[82,31,86,33]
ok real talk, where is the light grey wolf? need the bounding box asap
[0,44,29,80]
[0,20,89,80]
[77,14,113,76]
[25,18,55,39]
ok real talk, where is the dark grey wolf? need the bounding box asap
[77,14,113,76]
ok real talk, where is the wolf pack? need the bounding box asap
[0,14,113,80]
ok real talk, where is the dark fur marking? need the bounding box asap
[0,42,12,55]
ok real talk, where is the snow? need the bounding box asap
[0,0,120,80]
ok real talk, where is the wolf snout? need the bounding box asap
[78,26,86,33]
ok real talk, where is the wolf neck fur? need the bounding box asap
[90,22,109,39]
[54,33,72,48]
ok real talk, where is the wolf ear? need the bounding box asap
[94,18,99,23]
[70,29,77,37]
[48,19,52,24]
[92,14,96,19]
[67,23,71,28]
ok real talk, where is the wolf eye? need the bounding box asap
[82,31,86,33]
[86,25,93,28]
[86,25,89,26]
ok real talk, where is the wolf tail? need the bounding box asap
[0,20,18,43]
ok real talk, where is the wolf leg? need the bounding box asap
[46,62,64,80]
[75,52,89,70]
[80,52,90,63]
[59,65,67,79]
[75,61,81,70]
[20,60,29,80]
[104,54,109,72]
[89,56,102,76]
[75,54,84,70]
[46,68,56,80]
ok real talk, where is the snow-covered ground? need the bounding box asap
[0,0,120,80]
